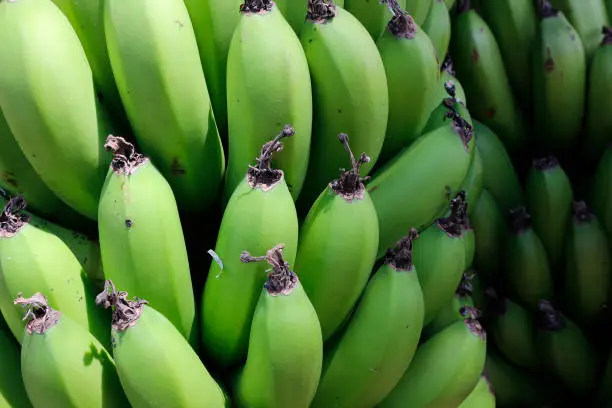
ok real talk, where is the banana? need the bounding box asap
[96,281,228,407]
[535,300,598,397]
[473,120,524,213]
[368,109,474,259]
[0,0,113,220]
[232,245,323,408]
[609,0,612,19]
[532,1,586,153]
[583,28,612,163]
[405,0,431,25]
[525,156,573,271]
[16,292,129,408]
[591,147,612,240]
[104,0,225,213]
[423,0,452,63]
[562,200,611,326]
[344,0,406,40]
[274,0,309,35]
[223,0,312,202]
[458,375,495,408]
[503,206,554,310]
[445,0,455,11]
[421,80,473,135]
[311,229,424,408]
[438,56,468,105]
[0,318,31,408]
[0,197,108,347]
[479,0,538,113]
[376,2,440,162]
[293,133,379,341]
[471,190,505,285]
[460,147,484,220]
[450,0,527,153]
[467,269,487,310]
[379,306,487,408]
[201,127,299,369]
[98,136,196,343]
[296,0,389,209]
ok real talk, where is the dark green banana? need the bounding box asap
[471,189,505,285]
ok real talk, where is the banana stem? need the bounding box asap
[507,206,532,234]
[247,125,294,188]
[240,0,273,14]
[572,200,593,223]
[537,300,565,331]
[533,156,559,171]
[95,280,148,332]
[330,133,371,201]
[104,135,147,175]
[603,27,612,45]
[0,195,29,237]
[438,191,469,237]
[307,0,336,22]
[240,244,298,295]
[13,292,60,334]
[384,228,419,271]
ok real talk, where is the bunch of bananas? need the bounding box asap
[0,0,611,406]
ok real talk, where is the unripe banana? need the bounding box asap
[405,0,430,25]
[503,207,554,310]
[274,0,309,35]
[609,0,612,20]
[297,0,389,209]
[525,156,573,271]
[479,0,538,113]
[379,306,487,408]
[460,147,483,220]
[233,245,323,408]
[201,127,299,369]
[532,1,586,153]
[422,80,473,136]
[376,4,440,161]
[438,57,468,105]
[0,197,108,347]
[535,300,598,396]
[591,147,612,240]
[450,0,527,152]
[344,0,406,40]
[423,0,451,62]
[16,292,129,408]
[311,229,424,408]
[104,0,224,212]
[98,137,195,343]
[224,0,312,202]
[293,133,379,341]
[471,189,504,284]
[368,110,474,258]
[0,319,31,408]
[96,281,228,407]
[458,375,495,408]
[563,200,611,326]
[0,0,113,220]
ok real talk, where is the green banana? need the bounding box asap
[232,245,323,408]
[467,269,487,310]
[474,120,524,213]
[104,0,225,212]
[297,0,389,209]
[438,56,468,105]
[471,189,505,284]
[293,133,379,341]
[583,28,612,163]
[98,137,195,343]
[591,147,612,240]
[450,0,527,152]
[562,200,611,326]
[0,0,113,220]
[184,0,243,142]
[535,300,598,397]
[275,0,309,35]
[96,281,228,407]
[445,0,456,11]
[463,225,475,269]
[479,0,538,113]
[224,0,312,202]
[311,229,424,408]
[405,0,431,25]
[458,375,495,408]
[344,0,406,40]
[368,109,474,259]
[609,0,612,20]
[423,0,452,62]
[379,306,487,407]
[376,3,440,161]
[0,318,32,408]
[525,156,573,271]
[532,1,586,153]
[201,127,299,369]
[503,206,553,310]
[460,146,484,220]
[0,197,108,347]
[16,292,129,408]
[421,80,473,136]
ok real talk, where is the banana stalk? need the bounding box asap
[458,376,495,408]
[344,0,406,40]
[423,0,451,62]
[471,189,505,284]
[0,319,31,407]
[591,147,612,240]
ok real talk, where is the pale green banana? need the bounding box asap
[591,147,612,240]
[345,0,406,40]
[471,189,505,284]
[423,0,452,62]
[405,0,431,25]
[458,375,495,408]
[0,318,32,408]
[275,0,309,35]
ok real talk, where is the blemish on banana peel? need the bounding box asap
[240,244,298,296]
[471,49,479,62]
[104,135,148,175]
[384,0,416,39]
[171,158,186,176]
[544,47,555,73]
[14,292,61,335]
[247,125,295,191]
[307,0,336,23]
[96,280,148,332]
[385,228,419,272]
[330,133,371,202]
[0,195,30,238]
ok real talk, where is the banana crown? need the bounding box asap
[384,227,419,271]
[307,0,336,23]
[537,300,566,331]
[384,0,417,39]
[13,292,60,335]
[247,125,295,190]
[507,206,533,235]
[602,26,612,46]
[240,244,298,296]
[438,190,469,237]
[330,133,371,202]
[459,305,486,340]
[240,0,273,14]
[95,280,148,332]
[104,136,148,176]
[0,195,29,238]
[572,200,594,223]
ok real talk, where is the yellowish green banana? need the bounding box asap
[345,0,406,40]
[423,0,452,62]
[458,375,495,408]
[0,318,32,407]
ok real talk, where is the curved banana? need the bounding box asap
[224,0,312,202]
[16,292,129,408]
[274,0,309,35]
[0,0,113,220]
[104,0,225,212]
[525,156,573,270]
[591,147,612,239]
[0,319,32,407]
[532,0,586,153]
[233,245,323,408]
[311,229,424,408]
[458,375,495,408]
[379,306,487,407]
[201,127,299,369]
[297,0,389,209]
[376,3,440,161]
[344,0,406,40]
[405,0,431,25]
[96,281,228,407]
[98,136,196,343]
[471,189,505,284]
[293,133,379,341]
[423,0,451,62]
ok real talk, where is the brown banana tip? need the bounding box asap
[456,270,474,297]
[330,133,370,202]
[537,299,565,331]
[533,155,559,170]
[0,195,29,237]
[507,206,532,234]
[105,135,147,175]
[240,244,298,295]
[572,200,593,223]
[385,0,416,38]
[384,228,419,271]
[247,125,294,190]
[460,305,486,339]
[95,280,148,332]
[444,81,457,98]
[307,0,336,22]
[239,0,273,13]
[603,26,612,45]
[14,292,60,335]
[441,54,456,76]
[437,190,469,237]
